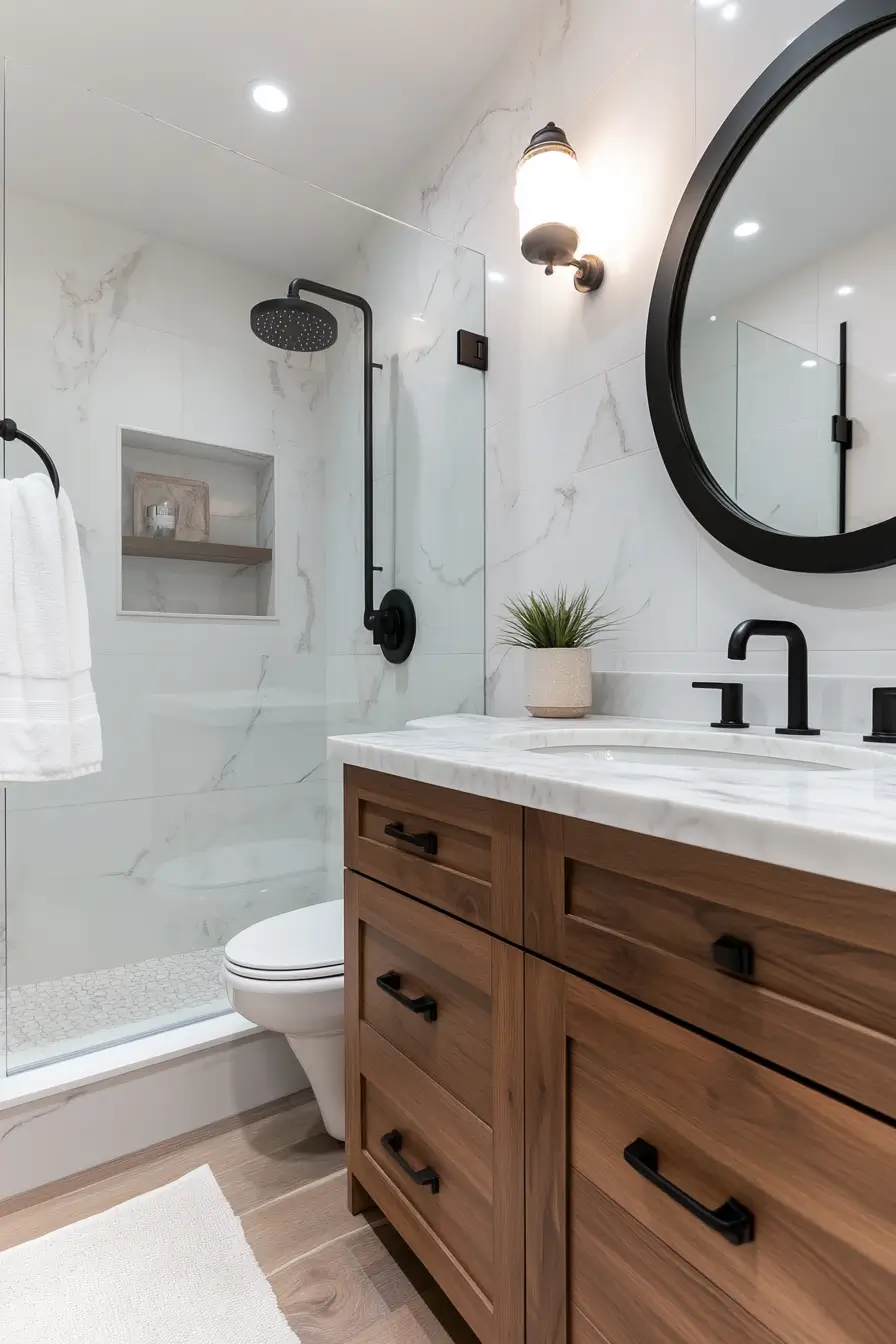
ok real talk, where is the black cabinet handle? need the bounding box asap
[623,1138,754,1246]
[384,822,438,856]
[712,935,755,979]
[375,970,438,1022]
[381,1130,440,1194]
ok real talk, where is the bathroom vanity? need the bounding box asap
[335,717,896,1344]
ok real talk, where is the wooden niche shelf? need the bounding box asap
[122,536,273,566]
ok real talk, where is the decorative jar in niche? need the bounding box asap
[144,501,177,538]
[524,647,593,718]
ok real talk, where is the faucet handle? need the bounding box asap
[692,682,749,730]
[864,687,896,743]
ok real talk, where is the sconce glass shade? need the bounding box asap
[515,122,583,268]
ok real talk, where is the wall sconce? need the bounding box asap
[515,122,604,293]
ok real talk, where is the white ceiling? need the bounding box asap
[6,63,403,284]
[0,0,542,210]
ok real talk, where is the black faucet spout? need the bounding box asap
[726,620,819,736]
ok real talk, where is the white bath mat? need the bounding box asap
[0,1165,299,1343]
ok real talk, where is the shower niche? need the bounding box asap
[119,427,275,619]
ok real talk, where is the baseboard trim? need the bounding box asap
[0,1027,306,1200]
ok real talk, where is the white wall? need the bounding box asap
[381,0,896,729]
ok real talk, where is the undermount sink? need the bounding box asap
[492,727,894,773]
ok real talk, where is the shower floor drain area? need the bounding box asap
[3,947,228,1069]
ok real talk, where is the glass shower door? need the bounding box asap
[736,321,840,535]
[1,61,485,1075]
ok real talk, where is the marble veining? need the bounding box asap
[329,713,896,893]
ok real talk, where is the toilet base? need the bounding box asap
[286,1031,345,1141]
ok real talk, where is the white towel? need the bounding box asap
[0,473,102,781]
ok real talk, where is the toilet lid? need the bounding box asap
[224,900,344,979]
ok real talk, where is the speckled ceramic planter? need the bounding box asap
[524,647,593,718]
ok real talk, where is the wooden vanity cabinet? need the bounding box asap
[344,868,524,1344]
[526,956,896,1344]
[525,809,896,1118]
[344,765,523,941]
[344,768,896,1344]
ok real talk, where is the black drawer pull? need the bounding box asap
[623,1138,754,1246]
[384,822,438,856]
[381,1130,440,1194]
[376,970,438,1022]
[712,935,755,979]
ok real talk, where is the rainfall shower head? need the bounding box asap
[249,275,416,664]
[250,291,338,352]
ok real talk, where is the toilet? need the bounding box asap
[221,899,345,1140]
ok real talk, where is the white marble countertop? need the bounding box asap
[328,713,896,893]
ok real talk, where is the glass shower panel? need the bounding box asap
[1,61,485,1073]
[736,321,840,535]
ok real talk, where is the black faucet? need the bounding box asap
[727,620,819,736]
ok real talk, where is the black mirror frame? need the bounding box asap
[646,0,896,573]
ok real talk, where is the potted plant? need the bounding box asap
[499,585,621,718]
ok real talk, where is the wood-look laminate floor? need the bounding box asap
[0,1089,478,1344]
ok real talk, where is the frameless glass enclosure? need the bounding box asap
[735,322,839,535]
[0,61,485,1073]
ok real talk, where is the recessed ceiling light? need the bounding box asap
[721,2,741,18]
[733,220,761,238]
[250,82,289,113]
[836,284,855,297]
[709,314,718,322]
[802,359,818,368]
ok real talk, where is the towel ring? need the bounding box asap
[0,418,61,496]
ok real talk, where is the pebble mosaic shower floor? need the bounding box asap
[4,947,227,1065]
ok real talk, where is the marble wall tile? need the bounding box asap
[487,438,699,713]
[695,533,896,653]
[325,652,484,736]
[381,0,896,723]
[515,12,697,413]
[323,214,486,666]
[6,652,326,812]
[592,668,896,737]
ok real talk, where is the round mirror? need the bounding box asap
[647,0,896,572]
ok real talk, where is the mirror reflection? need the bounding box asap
[681,25,896,536]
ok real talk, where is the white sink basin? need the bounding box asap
[492,727,893,773]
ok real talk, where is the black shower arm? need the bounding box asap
[288,278,378,632]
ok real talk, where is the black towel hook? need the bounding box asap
[0,418,60,497]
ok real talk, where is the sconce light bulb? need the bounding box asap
[515,122,603,293]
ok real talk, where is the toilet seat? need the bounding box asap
[223,900,344,983]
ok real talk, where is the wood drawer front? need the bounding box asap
[356,874,494,1123]
[525,810,896,1115]
[346,873,524,1344]
[345,766,523,940]
[570,1174,780,1344]
[362,1026,494,1293]
[526,957,896,1344]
